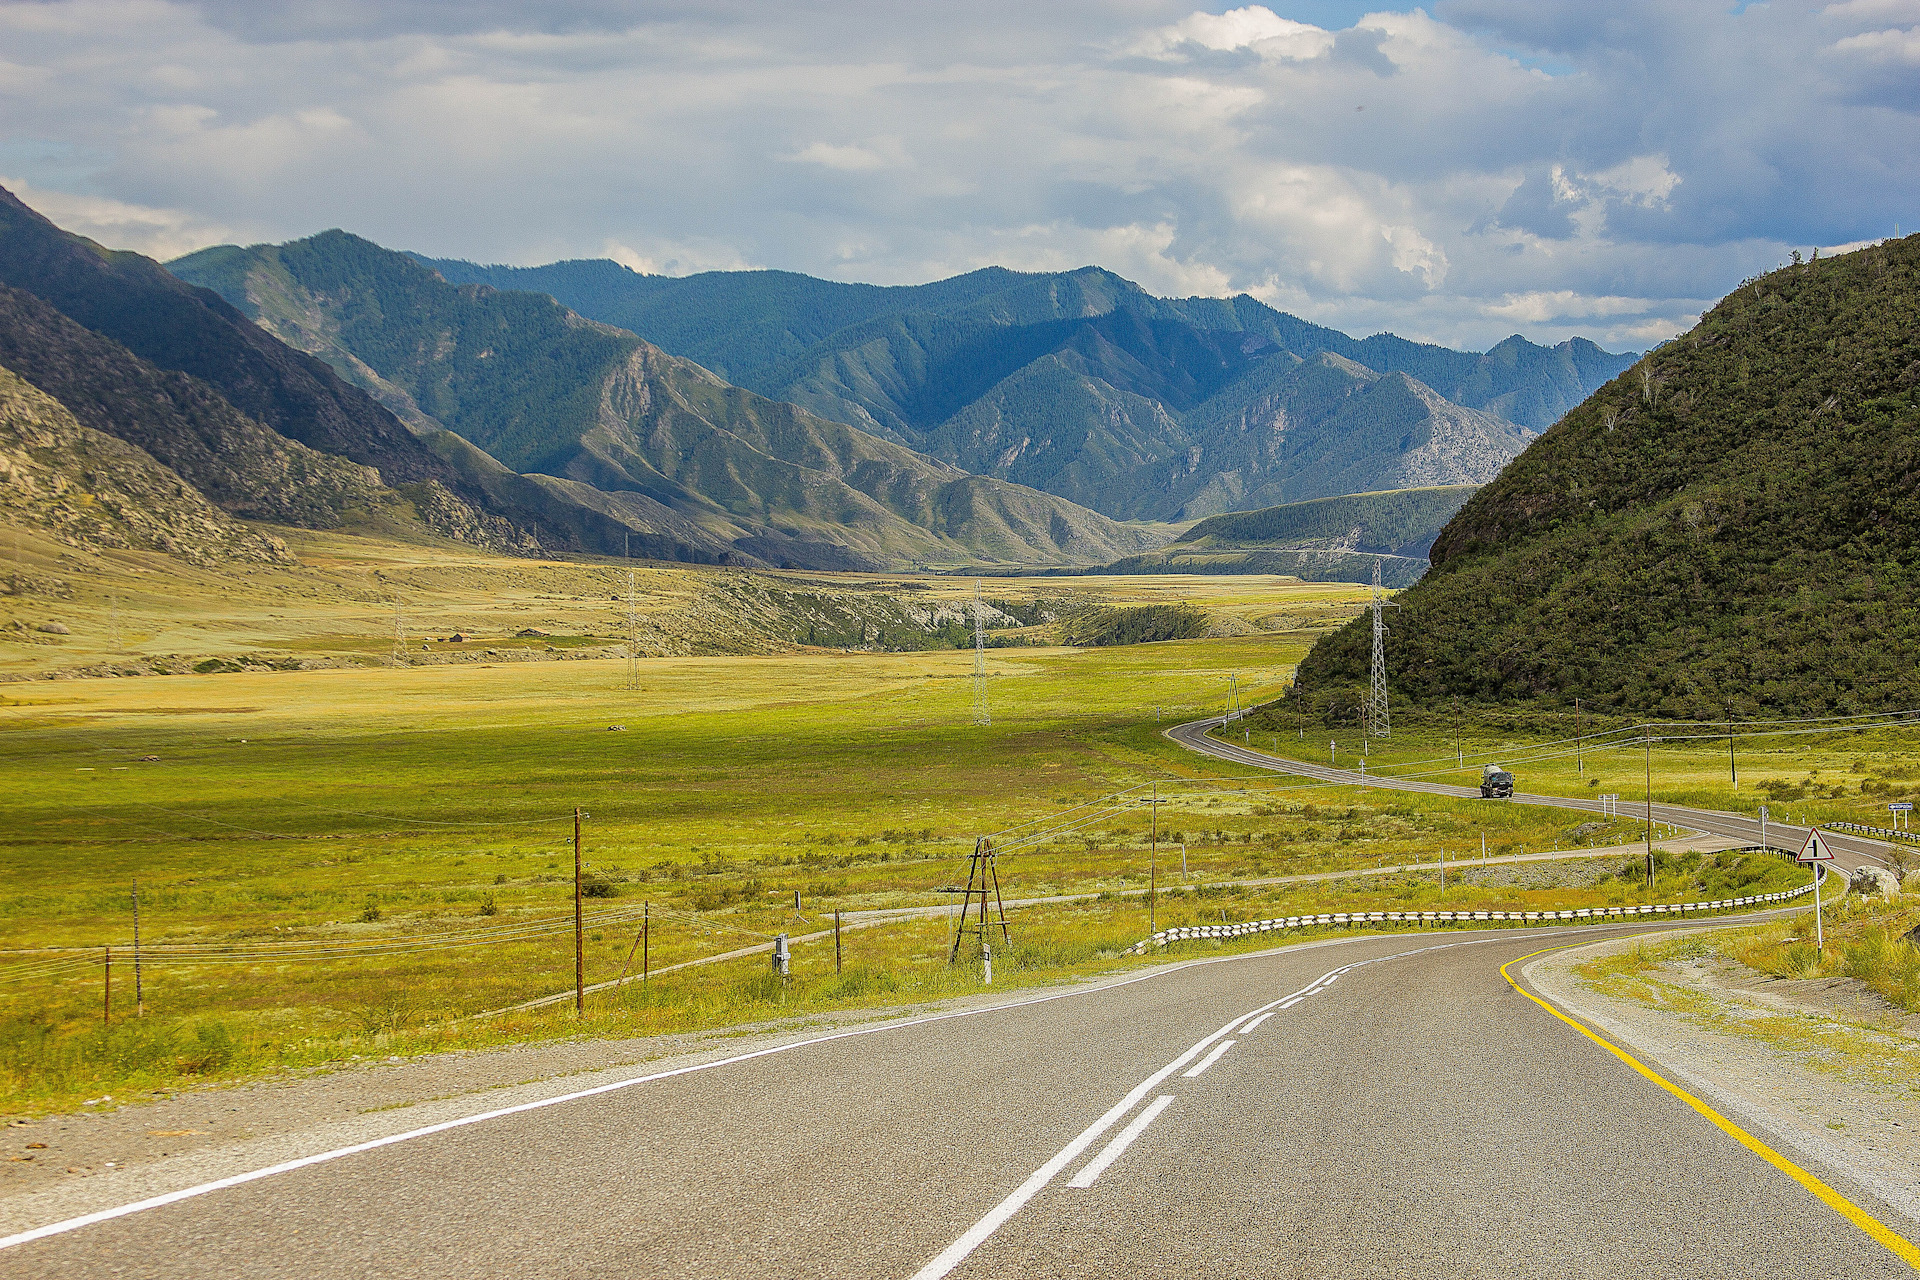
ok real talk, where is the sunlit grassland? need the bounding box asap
[0,562,1770,1113]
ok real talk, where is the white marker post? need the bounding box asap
[1796,829,1834,950]
[1759,803,1769,852]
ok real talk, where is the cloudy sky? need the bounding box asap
[1,1,1914,351]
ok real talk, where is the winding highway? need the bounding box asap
[0,722,1913,1277]
[1170,715,1896,876]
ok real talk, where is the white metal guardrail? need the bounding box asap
[1124,879,1818,956]
[1825,821,1920,846]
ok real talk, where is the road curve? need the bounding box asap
[1168,716,1894,875]
[4,921,1913,1278]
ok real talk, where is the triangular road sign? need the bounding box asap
[1796,830,1835,863]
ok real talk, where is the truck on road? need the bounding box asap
[1480,765,1515,799]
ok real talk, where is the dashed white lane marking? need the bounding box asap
[1182,1039,1237,1078]
[1238,1011,1276,1034]
[912,929,1577,1280]
[1068,1096,1177,1189]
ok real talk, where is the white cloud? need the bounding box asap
[1,174,242,260]
[789,142,890,172]
[0,1,1912,352]
[1131,6,1336,61]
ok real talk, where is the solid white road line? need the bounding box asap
[1238,1011,1276,1034]
[1182,1039,1237,1078]
[0,949,1337,1256]
[1068,1096,1176,1189]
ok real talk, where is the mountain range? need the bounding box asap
[0,182,1640,581]
[0,187,1151,571]
[1297,233,1920,716]
[416,256,1636,521]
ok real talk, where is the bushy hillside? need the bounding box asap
[0,364,288,565]
[172,233,1159,569]
[1296,237,1920,717]
[0,285,389,528]
[420,256,1632,521]
[1176,486,1477,557]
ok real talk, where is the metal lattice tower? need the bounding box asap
[1366,560,1389,740]
[625,570,642,692]
[971,579,991,726]
[391,601,408,668]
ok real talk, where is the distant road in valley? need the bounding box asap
[1167,716,1897,876]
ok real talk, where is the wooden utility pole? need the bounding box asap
[102,946,110,1029]
[834,908,843,974]
[643,901,650,984]
[1575,698,1583,776]
[132,880,143,1017]
[947,838,1010,963]
[573,807,585,1016]
[1645,730,1655,890]
[1726,702,1738,790]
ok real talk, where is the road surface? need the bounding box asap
[5,918,1914,1277]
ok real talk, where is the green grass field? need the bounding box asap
[0,533,1830,1114]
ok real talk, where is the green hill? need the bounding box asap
[171,233,1159,570]
[1175,486,1478,557]
[1295,236,1920,717]
[418,255,1632,521]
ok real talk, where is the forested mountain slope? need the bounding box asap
[1175,486,1477,558]
[172,233,1159,569]
[420,256,1633,520]
[1296,237,1920,717]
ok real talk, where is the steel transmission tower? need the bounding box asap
[971,579,991,726]
[391,601,408,668]
[1366,560,1390,740]
[625,570,641,693]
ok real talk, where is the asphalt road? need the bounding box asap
[1170,716,1896,876]
[4,921,1911,1277]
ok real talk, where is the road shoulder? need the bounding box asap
[1526,929,1920,1230]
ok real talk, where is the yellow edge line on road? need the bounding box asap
[1502,945,1920,1271]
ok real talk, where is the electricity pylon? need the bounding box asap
[391,601,408,668]
[625,570,641,693]
[971,579,990,726]
[1366,561,1391,740]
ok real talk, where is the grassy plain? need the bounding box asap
[0,528,1809,1113]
